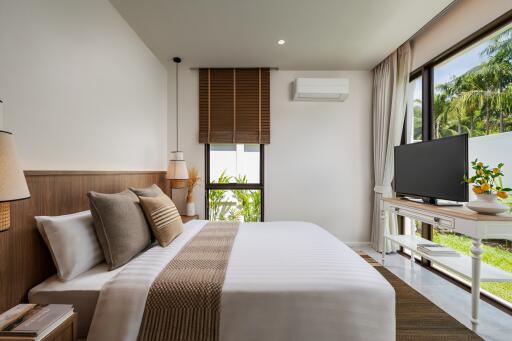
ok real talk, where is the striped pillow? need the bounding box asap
[139,195,183,247]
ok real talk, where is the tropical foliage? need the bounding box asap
[208,170,261,222]
[433,26,512,138]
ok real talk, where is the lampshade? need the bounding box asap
[166,151,189,180]
[0,130,30,231]
[0,131,30,202]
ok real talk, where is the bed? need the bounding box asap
[28,263,124,337]
[31,219,395,341]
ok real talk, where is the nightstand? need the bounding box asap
[0,313,77,341]
[181,215,199,223]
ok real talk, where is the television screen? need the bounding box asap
[394,134,468,203]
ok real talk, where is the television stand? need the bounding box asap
[399,196,463,207]
[382,197,512,332]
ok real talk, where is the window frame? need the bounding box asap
[403,10,512,311]
[204,144,265,221]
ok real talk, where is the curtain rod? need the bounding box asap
[189,67,279,70]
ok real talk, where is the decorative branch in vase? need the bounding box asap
[186,167,201,216]
[463,159,511,215]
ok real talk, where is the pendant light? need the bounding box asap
[166,57,189,188]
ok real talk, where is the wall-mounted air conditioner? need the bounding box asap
[292,78,349,102]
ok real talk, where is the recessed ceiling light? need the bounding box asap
[277,39,286,45]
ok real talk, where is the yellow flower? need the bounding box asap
[481,183,491,191]
[477,162,483,167]
[493,168,500,174]
[476,170,484,176]
[497,191,509,199]
[473,186,484,194]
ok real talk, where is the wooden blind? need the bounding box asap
[199,68,270,144]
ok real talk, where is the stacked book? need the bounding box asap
[0,304,73,340]
[417,243,460,257]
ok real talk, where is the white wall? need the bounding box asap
[169,68,374,243]
[0,0,167,170]
[411,0,512,70]
[266,71,373,243]
[468,132,512,200]
[166,64,204,216]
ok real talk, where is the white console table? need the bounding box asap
[382,197,512,332]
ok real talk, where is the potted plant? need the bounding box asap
[464,159,511,215]
[186,167,201,216]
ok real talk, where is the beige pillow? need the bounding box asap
[139,195,183,247]
[129,184,166,198]
[88,190,151,270]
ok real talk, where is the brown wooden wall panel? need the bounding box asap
[0,171,167,313]
[199,68,270,144]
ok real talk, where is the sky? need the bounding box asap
[434,42,488,87]
[411,41,489,101]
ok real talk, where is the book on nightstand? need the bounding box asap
[0,304,73,339]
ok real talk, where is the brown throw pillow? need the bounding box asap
[129,184,166,198]
[139,195,183,247]
[87,190,151,270]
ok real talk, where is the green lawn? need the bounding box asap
[433,230,512,303]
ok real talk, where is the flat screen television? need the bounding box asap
[394,134,469,205]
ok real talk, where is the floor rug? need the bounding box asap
[358,251,482,340]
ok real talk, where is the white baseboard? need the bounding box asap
[344,241,371,248]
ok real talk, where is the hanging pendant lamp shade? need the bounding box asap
[167,151,188,179]
[167,57,188,188]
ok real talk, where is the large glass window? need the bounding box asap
[433,22,512,139]
[401,76,425,257]
[205,144,263,222]
[423,21,512,306]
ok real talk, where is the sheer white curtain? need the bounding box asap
[370,42,412,252]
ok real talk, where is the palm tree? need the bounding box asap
[433,26,512,138]
[483,27,512,64]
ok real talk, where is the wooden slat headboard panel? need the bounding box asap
[0,171,168,312]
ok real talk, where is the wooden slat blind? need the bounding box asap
[199,68,270,144]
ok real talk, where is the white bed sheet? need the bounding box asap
[28,263,124,338]
[87,220,395,341]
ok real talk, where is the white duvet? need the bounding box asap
[87,220,395,341]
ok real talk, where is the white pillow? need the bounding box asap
[35,211,104,281]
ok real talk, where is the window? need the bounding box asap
[406,76,423,143]
[205,144,263,222]
[433,22,512,139]
[408,18,512,307]
[401,76,424,258]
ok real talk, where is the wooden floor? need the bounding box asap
[359,252,482,340]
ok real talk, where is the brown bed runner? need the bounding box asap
[138,221,240,341]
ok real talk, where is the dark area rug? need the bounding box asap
[358,251,483,340]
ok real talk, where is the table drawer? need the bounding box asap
[390,206,455,230]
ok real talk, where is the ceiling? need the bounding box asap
[110,0,455,70]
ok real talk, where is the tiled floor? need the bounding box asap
[357,246,512,341]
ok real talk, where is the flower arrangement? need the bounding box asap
[186,167,201,203]
[464,159,510,199]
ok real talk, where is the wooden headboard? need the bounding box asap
[0,170,168,312]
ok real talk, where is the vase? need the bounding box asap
[466,193,508,215]
[186,202,196,216]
